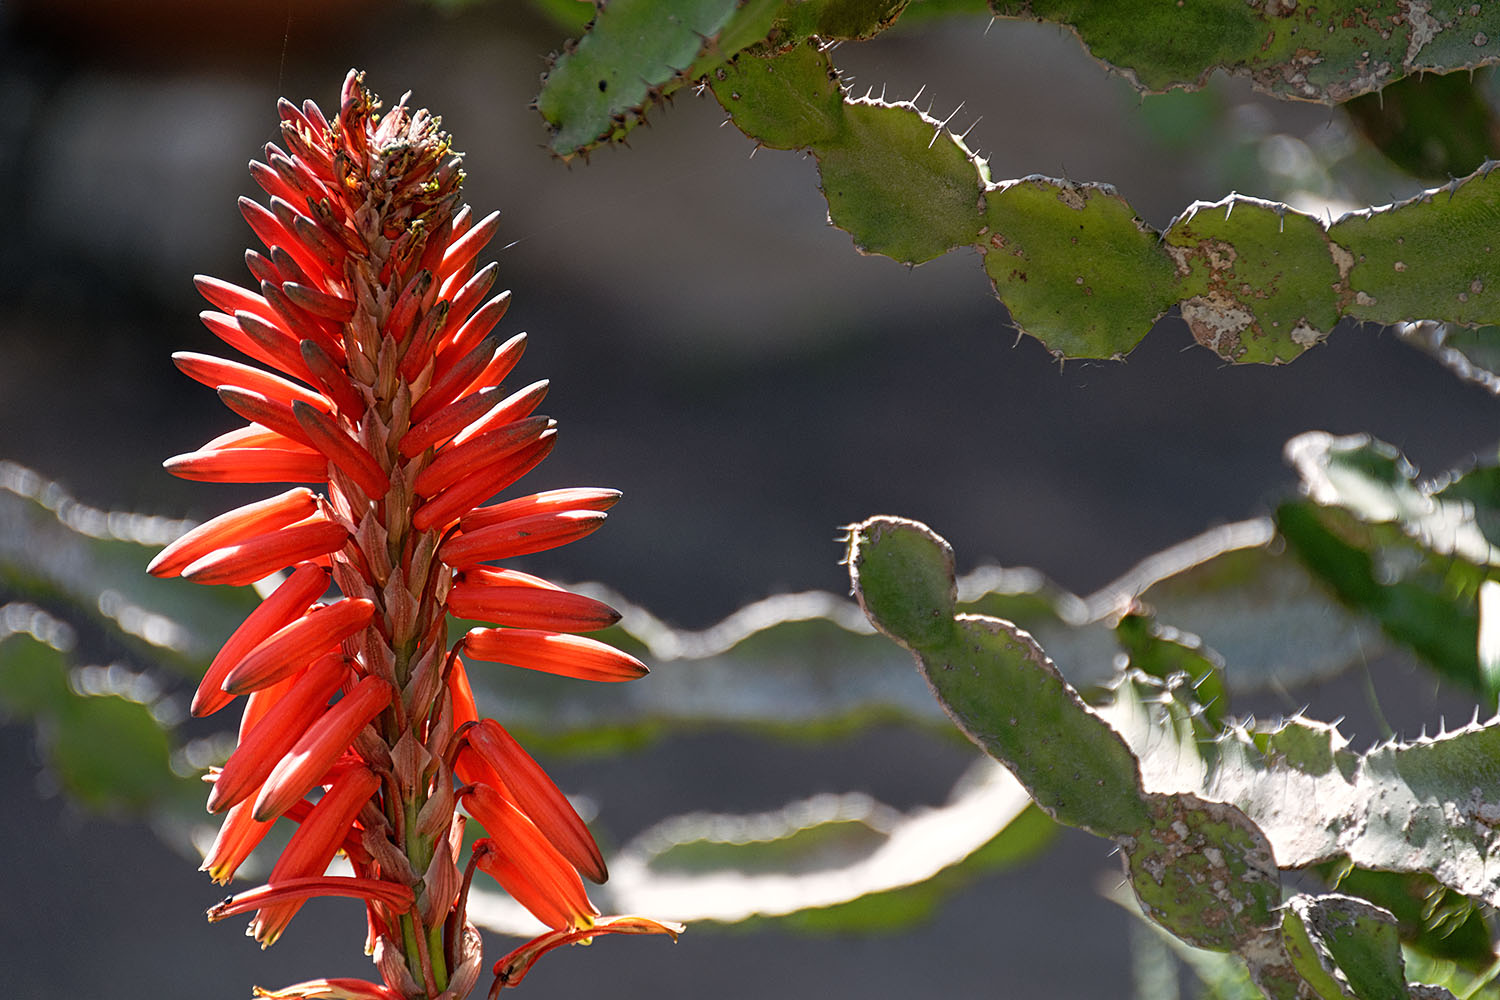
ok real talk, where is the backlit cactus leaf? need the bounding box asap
[1333,170,1500,328]
[1280,894,1411,1000]
[536,0,746,158]
[711,38,1500,360]
[982,177,1176,359]
[987,1,1500,104]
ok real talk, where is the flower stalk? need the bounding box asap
[154,70,680,998]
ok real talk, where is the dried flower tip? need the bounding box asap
[252,977,404,1000]
[208,876,412,924]
[463,628,648,683]
[490,916,682,992]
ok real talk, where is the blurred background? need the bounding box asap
[2,2,1500,998]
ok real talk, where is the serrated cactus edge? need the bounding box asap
[846,514,1482,998]
[710,41,1500,363]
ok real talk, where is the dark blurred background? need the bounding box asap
[3,2,1499,998]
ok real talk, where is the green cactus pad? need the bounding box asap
[710,38,846,147]
[1280,894,1409,1000]
[1123,792,1281,952]
[988,1,1500,104]
[1333,168,1500,328]
[982,178,1175,359]
[1164,195,1343,363]
[820,98,987,262]
[710,40,1500,360]
[536,0,745,158]
[848,516,1149,836]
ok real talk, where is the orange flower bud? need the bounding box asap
[463,628,648,683]
[253,677,391,822]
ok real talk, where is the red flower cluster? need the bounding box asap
[151,71,679,998]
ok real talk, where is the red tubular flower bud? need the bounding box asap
[192,563,331,716]
[457,566,566,591]
[253,677,392,822]
[438,210,500,283]
[223,598,375,695]
[181,519,348,587]
[461,487,620,533]
[195,275,280,328]
[299,339,367,416]
[242,196,337,286]
[219,387,319,450]
[410,430,555,533]
[261,280,346,360]
[442,261,499,331]
[447,584,620,633]
[464,787,597,931]
[463,628,648,683]
[201,798,276,885]
[283,281,356,322]
[175,353,333,414]
[150,488,319,579]
[236,311,321,384]
[249,157,301,205]
[440,510,607,569]
[251,766,384,944]
[292,402,390,500]
[439,290,511,365]
[466,719,607,882]
[199,309,297,377]
[398,385,502,459]
[209,652,349,812]
[383,269,433,342]
[413,415,552,499]
[448,380,548,449]
[409,332,525,426]
[198,424,303,451]
[164,446,328,486]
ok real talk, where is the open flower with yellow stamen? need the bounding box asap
[152,70,680,999]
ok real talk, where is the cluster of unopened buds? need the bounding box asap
[148,70,681,999]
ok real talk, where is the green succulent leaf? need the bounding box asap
[988,1,1500,104]
[710,38,1500,360]
[1277,431,1500,696]
[1281,893,1410,1000]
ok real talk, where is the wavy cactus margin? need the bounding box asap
[990,1,1500,104]
[708,40,1500,363]
[535,2,1500,363]
[844,514,1500,998]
